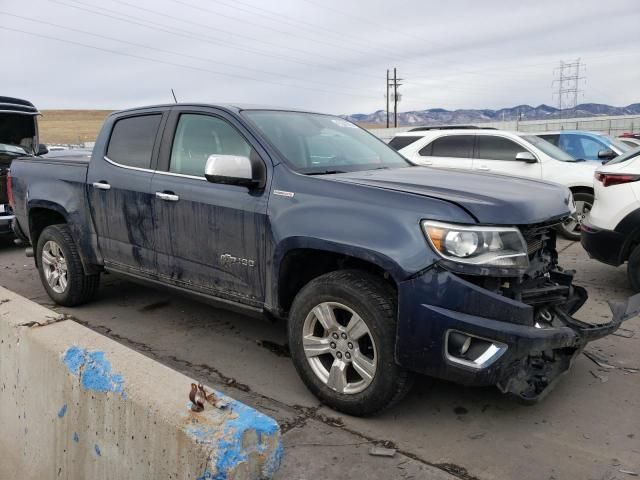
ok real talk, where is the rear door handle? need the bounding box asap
[476,166,490,171]
[92,181,111,190]
[156,191,180,202]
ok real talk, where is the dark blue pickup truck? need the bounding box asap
[8,104,638,415]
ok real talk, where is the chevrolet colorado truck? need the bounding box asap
[8,104,639,416]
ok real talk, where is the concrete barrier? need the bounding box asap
[0,287,282,479]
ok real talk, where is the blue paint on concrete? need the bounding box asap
[58,404,68,418]
[63,346,85,375]
[73,432,80,443]
[184,391,282,479]
[196,471,213,480]
[94,444,101,456]
[63,346,125,396]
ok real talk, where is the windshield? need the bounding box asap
[604,145,640,166]
[242,110,411,174]
[603,135,632,152]
[0,143,28,156]
[522,135,576,161]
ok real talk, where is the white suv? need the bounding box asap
[389,128,599,239]
[581,147,640,290]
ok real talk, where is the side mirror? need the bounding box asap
[597,149,616,160]
[36,144,49,156]
[515,151,537,163]
[204,154,265,189]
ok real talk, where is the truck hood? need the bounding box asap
[330,167,572,225]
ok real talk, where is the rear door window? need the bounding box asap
[476,136,526,161]
[420,135,474,158]
[387,135,423,151]
[107,114,162,169]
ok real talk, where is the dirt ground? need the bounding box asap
[0,237,638,479]
[38,110,113,144]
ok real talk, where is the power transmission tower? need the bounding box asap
[385,68,403,128]
[552,58,585,118]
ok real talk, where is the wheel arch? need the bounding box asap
[272,238,403,316]
[27,201,101,274]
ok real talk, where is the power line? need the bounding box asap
[51,0,381,81]
[0,11,370,96]
[0,25,383,101]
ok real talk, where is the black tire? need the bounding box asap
[36,224,100,306]
[288,269,413,416]
[627,245,640,293]
[557,192,594,241]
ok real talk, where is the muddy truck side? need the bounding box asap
[8,104,639,416]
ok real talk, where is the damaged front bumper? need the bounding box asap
[395,269,640,403]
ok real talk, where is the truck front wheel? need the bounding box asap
[36,224,100,306]
[288,269,413,416]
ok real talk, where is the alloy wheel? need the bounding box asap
[41,240,68,294]
[302,301,377,394]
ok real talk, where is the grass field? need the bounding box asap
[36,110,384,145]
[38,110,113,145]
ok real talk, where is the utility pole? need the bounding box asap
[552,58,585,119]
[393,68,398,128]
[385,68,403,128]
[386,69,390,128]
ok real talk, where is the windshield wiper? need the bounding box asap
[305,170,347,175]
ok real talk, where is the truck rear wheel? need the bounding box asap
[36,224,100,306]
[288,269,413,416]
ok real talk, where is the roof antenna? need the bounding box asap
[171,88,178,104]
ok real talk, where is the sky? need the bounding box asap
[1,0,639,115]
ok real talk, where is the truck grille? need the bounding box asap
[521,226,551,255]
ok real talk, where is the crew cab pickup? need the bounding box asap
[8,104,639,416]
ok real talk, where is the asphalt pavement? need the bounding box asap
[0,237,637,480]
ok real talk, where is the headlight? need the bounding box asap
[421,220,529,275]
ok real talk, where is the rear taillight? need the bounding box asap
[595,172,640,187]
[7,171,14,208]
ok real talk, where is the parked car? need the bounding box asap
[618,135,640,148]
[581,146,640,291]
[8,104,638,416]
[535,130,630,163]
[0,96,47,237]
[389,128,597,240]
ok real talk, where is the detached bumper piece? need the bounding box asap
[498,294,640,403]
[396,270,640,404]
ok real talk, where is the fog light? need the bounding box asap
[448,331,472,355]
[445,330,507,369]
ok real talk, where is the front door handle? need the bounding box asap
[156,191,180,202]
[476,166,490,171]
[92,181,111,190]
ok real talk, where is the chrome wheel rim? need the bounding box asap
[42,240,68,294]
[562,200,592,234]
[302,301,377,395]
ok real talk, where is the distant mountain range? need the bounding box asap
[344,103,640,126]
